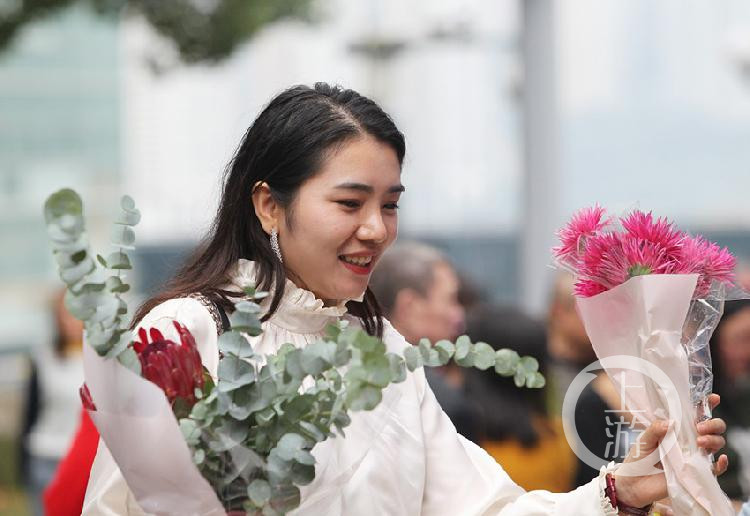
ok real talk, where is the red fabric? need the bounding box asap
[43,409,99,516]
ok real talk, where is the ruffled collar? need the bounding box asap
[228,259,354,333]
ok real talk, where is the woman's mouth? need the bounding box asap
[339,254,374,275]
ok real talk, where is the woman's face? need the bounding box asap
[278,136,403,305]
[719,307,750,383]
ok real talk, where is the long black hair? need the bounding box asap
[133,83,405,337]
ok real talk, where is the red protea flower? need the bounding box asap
[133,321,205,407]
[80,382,97,411]
[553,205,609,267]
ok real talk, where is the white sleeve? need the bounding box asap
[381,320,618,516]
[82,297,219,516]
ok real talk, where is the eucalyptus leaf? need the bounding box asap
[270,484,301,513]
[346,385,382,411]
[105,251,132,270]
[363,354,391,388]
[472,342,496,370]
[256,407,275,426]
[247,479,271,507]
[526,371,546,388]
[218,355,257,392]
[454,342,475,368]
[494,349,520,376]
[300,341,334,375]
[434,340,455,365]
[298,421,326,443]
[60,256,95,285]
[520,355,539,374]
[234,300,262,314]
[179,419,201,446]
[218,332,254,358]
[454,335,471,361]
[275,433,306,462]
[386,353,406,383]
[111,224,136,248]
[44,188,83,223]
[403,346,423,371]
[290,461,315,485]
[104,331,131,359]
[116,347,142,375]
[105,276,130,293]
[284,349,304,380]
[417,339,441,367]
[229,311,263,335]
[116,195,141,225]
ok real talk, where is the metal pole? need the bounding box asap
[520,0,560,315]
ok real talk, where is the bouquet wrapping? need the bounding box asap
[554,207,743,516]
[83,339,226,515]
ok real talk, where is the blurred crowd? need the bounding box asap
[2,241,750,514]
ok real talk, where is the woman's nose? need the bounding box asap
[358,210,388,243]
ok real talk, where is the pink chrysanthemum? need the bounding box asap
[620,210,683,254]
[574,279,608,298]
[554,207,738,299]
[581,233,676,291]
[676,236,736,296]
[553,205,609,266]
[578,232,623,287]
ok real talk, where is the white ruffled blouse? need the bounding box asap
[83,259,616,515]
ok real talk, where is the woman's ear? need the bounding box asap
[252,182,280,234]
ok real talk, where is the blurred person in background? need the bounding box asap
[711,299,750,502]
[464,305,576,492]
[546,273,599,413]
[369,241,482,442]
[21,289,85,516]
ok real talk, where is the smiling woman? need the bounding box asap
[81,83,729,515]
[252,136,404,307]
[129,83,406,339]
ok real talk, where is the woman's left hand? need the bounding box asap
[614,393,729,509]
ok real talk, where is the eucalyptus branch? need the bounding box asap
[44,188,141,372]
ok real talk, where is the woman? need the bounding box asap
[83,83,728,514]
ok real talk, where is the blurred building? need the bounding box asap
[3,0,750,382]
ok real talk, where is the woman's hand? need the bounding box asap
[614,393,729,509]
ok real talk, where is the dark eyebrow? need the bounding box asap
[333,182,405,194]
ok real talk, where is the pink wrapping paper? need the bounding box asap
[576,274,734,516]
[83,343,226,515]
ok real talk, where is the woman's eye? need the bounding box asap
[336,200,361,209]
[384,203,400,210]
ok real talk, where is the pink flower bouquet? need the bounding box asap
[553,207,743,516]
